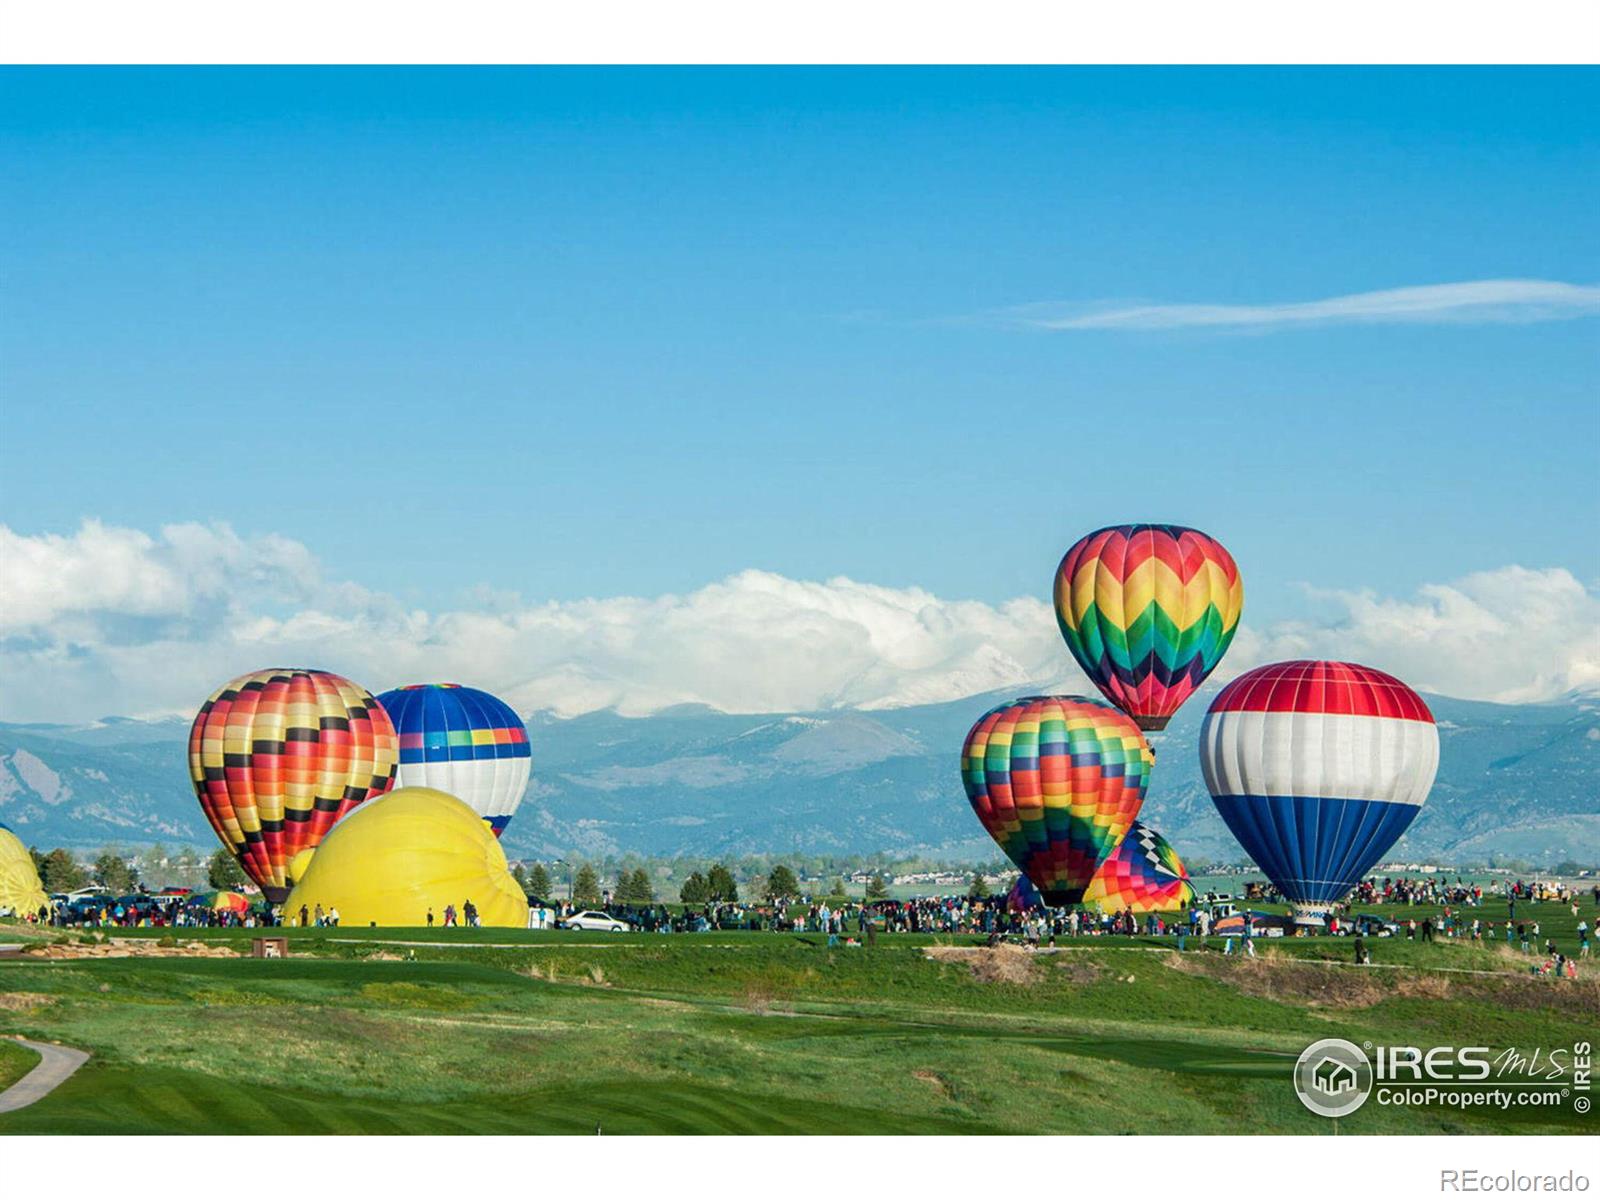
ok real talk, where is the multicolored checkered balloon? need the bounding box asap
[1054,524,1243,731]
[188,668,399,900]
[961,696,1153,905]
[1083,819,1195,913]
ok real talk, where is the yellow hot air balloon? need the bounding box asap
[0,823,48,920]
[284,787,528,928]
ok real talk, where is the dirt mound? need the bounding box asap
[924,943,1040,986]
[20,938,240,960]
[0,992,57,1012]
[1165,952,1390,1008]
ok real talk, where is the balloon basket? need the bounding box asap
[261,886,290,906]
[1290,904,1330,928]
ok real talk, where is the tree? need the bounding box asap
[527,862,552,898]
[207,847,248,890]
[511,863,528,892]
[680,871,709,904]
[968,870,988,898]
[706,863,738,902]
[572,863,601,907]
[865,872,890,900]
[766,865,800,900]
[825,876,848,902]
[95,850,138,894]
[629,867,655,904]
[1555,860,1580,876]
[39,848,87,892]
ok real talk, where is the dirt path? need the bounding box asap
[0,1038,90,1114]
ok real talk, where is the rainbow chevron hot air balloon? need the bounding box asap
[960,696,1153,905]
[1054,524,1243,731]
[1082,819,1195,913]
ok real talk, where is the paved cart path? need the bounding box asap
[0,1038,90,1113]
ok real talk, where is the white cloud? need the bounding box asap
[1,521,1595,723]
[1009,279,1600,332]
[1224,567,1600,704]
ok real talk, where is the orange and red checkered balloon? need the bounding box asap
[188,668,398,900]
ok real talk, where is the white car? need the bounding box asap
[562,910,632,933]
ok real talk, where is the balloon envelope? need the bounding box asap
[1083,820,1194,913]
[1054,524,1242,730]
[188,668,399,901]
[0,823,47,918]
[374,683,531,837]
[1005,874,1042,912]
[284,786,529,928]
[961,696,1153,905]
[1199,660,1439,921]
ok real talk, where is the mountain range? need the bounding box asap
[1,687,1596,867]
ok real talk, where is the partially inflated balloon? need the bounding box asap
[374,683,531,837]
[1054,524,1242,731]
[1005,874,1041,913]
[1199,660,1439,923]
[284,787,529,928]
[961,696,1153,905]
[0,823,47,919]
[188,668,399,902]
[1083,820,1194,913]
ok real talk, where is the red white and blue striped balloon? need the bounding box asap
[1199,660,1438,921]
[374,684,531,837]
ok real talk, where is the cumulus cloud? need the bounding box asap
[1224,567,1600,704]
[1,521,1595,723]
[1005,279,1600,333]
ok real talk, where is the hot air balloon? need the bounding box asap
[0,823,48,919]
[1054,524,1243,731]
[284,787,530,928]
[1005,873,1042,912]
[1082,819,1195,913]
[961,696,1153,905]
[373,683,531,837]
[188,668,399,902]
[1199,660,1439,924]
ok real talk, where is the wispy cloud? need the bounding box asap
[1006,279,1600,332]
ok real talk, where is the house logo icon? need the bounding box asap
[1293,1038,1374,1117]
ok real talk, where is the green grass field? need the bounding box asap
[0,1038,40,1090]
[0,896,1594,1135]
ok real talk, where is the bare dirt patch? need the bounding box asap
[1165,952,1389,1008]
[20,939,240,961]
[924,944,1041,986]
[0,992,57,1012]
[912,1069,952,1099]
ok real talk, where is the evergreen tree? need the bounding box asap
[572,863,601,907]
[706,863,738,902]
[825,876,848,902]
[629,867,655,904]
[527,862,552,898]
[766,864,800,900]
[207,847,248,891]
[968,870,988,898]
[40,848,87,892]
[679,871,709,904]
[511,863,529,892]
[94,850,138,893]
[865,872,890,900]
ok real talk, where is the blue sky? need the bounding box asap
[3,67,1597,636]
